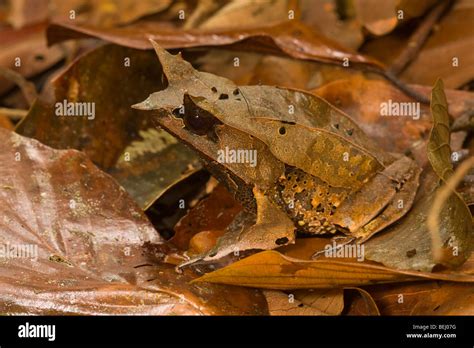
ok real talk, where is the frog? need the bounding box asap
[133,41,421,262]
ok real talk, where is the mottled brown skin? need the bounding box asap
[267,167,349,235]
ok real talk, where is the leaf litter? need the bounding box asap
[0,0,473,316]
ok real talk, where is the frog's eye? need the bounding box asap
[173,94,221,138]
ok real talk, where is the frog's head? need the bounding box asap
[133,41,285,207]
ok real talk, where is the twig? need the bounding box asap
[451,108,474,132]
[0,107,28,120]
[389,0,453,76]
[0,67,37,106]
[427,156,474,263]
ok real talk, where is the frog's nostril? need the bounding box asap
[275,237,289,245]
[279,127,286,135]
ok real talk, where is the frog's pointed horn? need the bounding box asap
[148,39,189,80]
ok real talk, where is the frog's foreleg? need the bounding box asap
[178,186,296,268]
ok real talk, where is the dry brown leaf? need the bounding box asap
[47,19,383,69]
[356,281,474,315]
[194,250,474,290]
[199,0,291,30]
[343,287,380,315]
[263,288,344,316]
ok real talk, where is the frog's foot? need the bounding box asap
[329,156,421,242]
[178,186,296,268]
[311,236,355,259]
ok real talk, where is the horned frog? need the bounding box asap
[134,41,421,262]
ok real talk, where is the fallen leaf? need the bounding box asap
[362,0,474,88]
[343,287,380,315]
[171,184,242,251]
[198,0,291,30]
[357,281,474,315]
[0,127,266,315]
[0,23,66,96]
[426,79,473,267]
[299,0,364,50]
[263,288,344,316]
[47,19,383,69]
[354,0,399,36]
[194,250,474,290]
[313,75,433,154]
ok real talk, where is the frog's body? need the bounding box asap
[135,41,421,261]
[269,167,347,235]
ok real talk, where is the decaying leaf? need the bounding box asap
[354,0,400,36]
[298,0,364,50]
[313,75,433,155]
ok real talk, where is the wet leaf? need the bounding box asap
[0,128,266,315]
[15,44,201,209]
